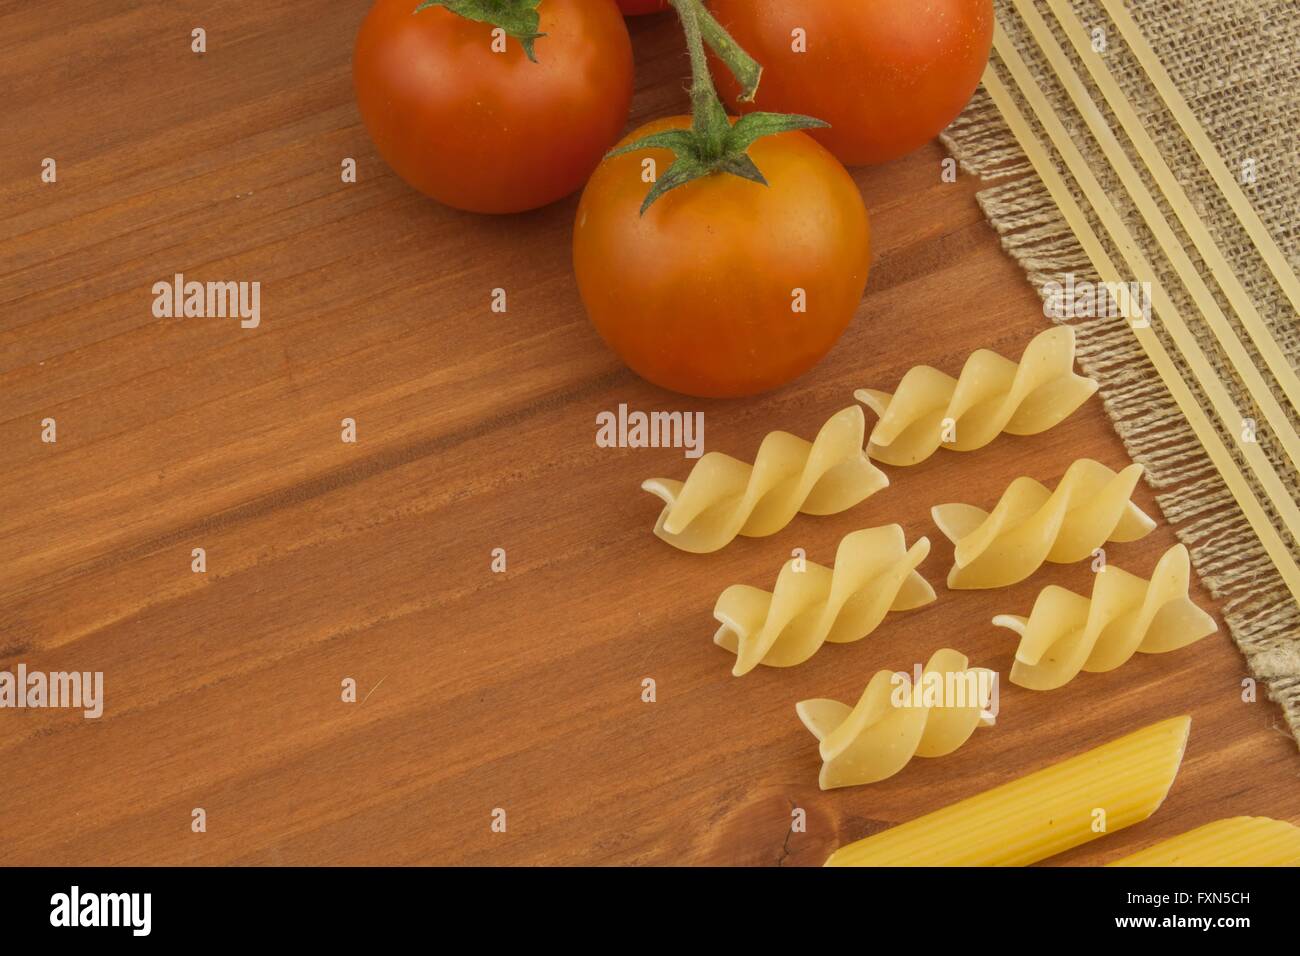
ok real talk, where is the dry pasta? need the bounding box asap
[993,544,1216,690]
[825,715,1190,866]
[642,406,888,554]
[1108,817,1300,867]
[797,648,995,789]
[932,458,1156,589]
[713,525,934,676]
[855,327,1097,466]
[982,47,1300,603]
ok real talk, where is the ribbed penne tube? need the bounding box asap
[825,715,1190,866]
[932,458,1156,589]
[855,327,1097,466]
[713,525,934,676]
[797,648,996,789]
[642,406,889,554]
[992,544,1217,690]
[1108,817,1300,867]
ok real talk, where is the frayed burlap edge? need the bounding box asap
[941,85,1300,748]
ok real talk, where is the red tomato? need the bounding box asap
[618,0,669,13]
[709,0,994,165]
[573,117,871,399]
[353,0,634,213]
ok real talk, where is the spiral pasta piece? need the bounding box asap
[797,648,996,789]
[855,327,1098,466]
[932,458,1156,589]
[992,544,1217,690]
[713,525,935,676]
[642,406,889,554]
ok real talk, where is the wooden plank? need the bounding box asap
[1,2,1295,867]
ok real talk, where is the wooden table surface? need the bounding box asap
[2,2,1296,867]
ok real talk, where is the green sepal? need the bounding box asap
[723,112,829,152]
[610,112,832,215]
[414,0,546,62]
[608,0,834,214]
[605,130,699,161]
[715,153,766,187]
[637,155,714,214]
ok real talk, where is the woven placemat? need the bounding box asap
[941,0,1300,744]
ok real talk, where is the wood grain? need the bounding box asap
[1,2,1295,867]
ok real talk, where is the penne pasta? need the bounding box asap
[825,716,1190,866]
[1108,817,1300,867]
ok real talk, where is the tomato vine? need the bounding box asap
[608,0,828,213]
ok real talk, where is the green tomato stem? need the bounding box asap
[690,1,762,101]
[608,0,828,213]
[669,0,729,158]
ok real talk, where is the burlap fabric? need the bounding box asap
[941,0,1300,744]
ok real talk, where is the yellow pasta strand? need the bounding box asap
[826,715,1191,866]
[933,459,1156,589]
[1095,0,1300,319]
[993,544,1217,690]
[713,525,934,676]
[1108,817,1300,867]
[798,648,995,789]
[1010,0,1300,473]
[1039,0,1300,428]
[642,406,888,554]
[983,44,1300,603]
[855,327,1097,466]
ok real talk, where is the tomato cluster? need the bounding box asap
[352,0,993,398]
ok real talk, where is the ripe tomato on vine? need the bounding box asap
[353,0,634,213]
[710,0,994,165]
[574,0,870,398]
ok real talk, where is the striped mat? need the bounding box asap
[942,0,1300,744]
